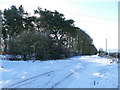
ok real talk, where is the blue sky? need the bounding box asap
[0,0,118,51]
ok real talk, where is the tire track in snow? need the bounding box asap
[16,71,55,88]
[6,70,54,88]
[40,72,55,88]
[49,61,90,88]
[50,68,81,88]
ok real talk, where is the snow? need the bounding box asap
[0,55,118,88]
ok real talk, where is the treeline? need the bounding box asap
[1,5,97,60]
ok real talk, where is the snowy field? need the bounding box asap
[0,55,118,88]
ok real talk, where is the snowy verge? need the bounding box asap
[0,55,118,88]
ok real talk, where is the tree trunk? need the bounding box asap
[23,54,27,61]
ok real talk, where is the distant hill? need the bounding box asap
[108,49,119,53]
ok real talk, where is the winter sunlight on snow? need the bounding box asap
[0,55,118,88]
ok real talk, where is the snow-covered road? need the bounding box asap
[0,55,118,88]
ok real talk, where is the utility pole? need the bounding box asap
[33,45,36,62]
[105,38,107,54]
[31,45,36,62]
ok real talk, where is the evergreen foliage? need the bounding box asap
[2,5,97,61]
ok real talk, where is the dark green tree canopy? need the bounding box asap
[2,5,35,39]
[34,8,78,37]
[1,5,97,60]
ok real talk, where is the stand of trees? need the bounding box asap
[1,5,97,61]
